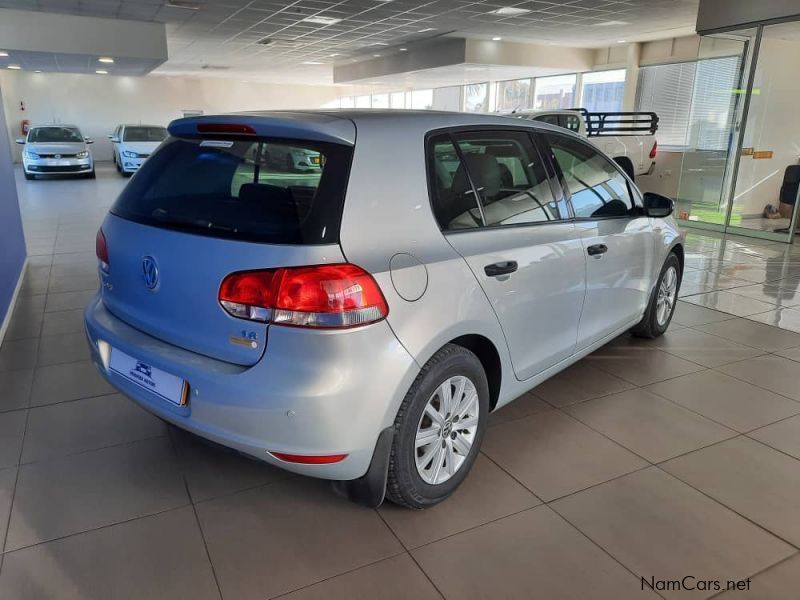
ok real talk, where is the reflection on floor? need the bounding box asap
[680,228,800,333]
[1,164,800,599]
[740,215,793,233]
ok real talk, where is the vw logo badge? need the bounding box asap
[142,256,159,290]
[54,154,61,159]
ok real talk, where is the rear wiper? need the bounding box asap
[151,210,239,233]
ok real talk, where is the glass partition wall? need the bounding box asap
[674,21,800,242]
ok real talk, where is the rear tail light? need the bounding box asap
[649,140,658,159]
[96,228,109,272]
[269,452,348,464]
[218,264,388,329]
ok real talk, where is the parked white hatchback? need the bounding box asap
[85,110,683,509]
[109,124,168,176]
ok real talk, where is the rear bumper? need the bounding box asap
[84,294,418,480]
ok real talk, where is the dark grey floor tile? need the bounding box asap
[30,361,115,406]
[566,388,735,463]
[413,505,657,600]
[651,327,766,368]
[663,437,800,546]
[531,361,634,407]
[0,467,17,547]
[196,478,402,600]
[6,437,188,550]
[0,410,27,468]
[0,369,33,412]
[646,370,800,433]
[170,428,290,503]
[488,390,551,426]
[716,554,800,599]
[4,308,43,341]
[482,410,646,501]
[0,339,39,373]
[379,454,539,548]
[278,554,440,600]
[44,290,96,313]
[749,415,800,460]
[41,308,85,336]
[22,393,166,463]
[672,301,735,327]
[695,318,800,351]
[717,355,800,402]
[0,507,220,600]
[36,332,91,366]
[551,468,794,600]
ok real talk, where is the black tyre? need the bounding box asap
[86,169,96,180]
[386,344,489,509]
[24,171,35,181]
[631,252,681,339]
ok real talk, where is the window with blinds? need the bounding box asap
[636,56,740,151]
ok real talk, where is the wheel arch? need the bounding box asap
[447,334,502,412]
[614,155,635,180]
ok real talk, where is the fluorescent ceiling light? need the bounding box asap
[302,15,342,25]
[7,65,21,70]
[95,69,108,74]
[488,7,531,16]
[302,61,324,65]
[329,53,340,57]
[399,48,408,52]
[373,54,381,57]
[492,36,502,41]
[98,57,114,64]
[0,51,8,57]
[418,27,436,33]
[592,20,630,26]
[617,39,627,43]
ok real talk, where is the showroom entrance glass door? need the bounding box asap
[724,22,800,242]
[672,32,755,231]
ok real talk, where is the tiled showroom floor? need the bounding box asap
[1,164,800,599]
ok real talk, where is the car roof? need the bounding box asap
[31,124,80,129]
[169,109,568,146]
[120,124,166,128]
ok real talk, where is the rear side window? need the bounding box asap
[428,130,564,231]
[111,137,352,244]
[545,133,633,219]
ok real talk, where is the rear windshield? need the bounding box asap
[29,127,83,143]
[123,127,168,142]
[110,137,352,245]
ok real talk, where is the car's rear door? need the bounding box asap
[542,131,655,349]
[429,128,586,380]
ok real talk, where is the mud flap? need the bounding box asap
[331,426,393,508]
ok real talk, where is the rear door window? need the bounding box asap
[544,133,633,219]
[111,137,352,244]
[428,130,566,230]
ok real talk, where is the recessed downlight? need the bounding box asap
[488,7,531,16]
[98,57,114,64]
[301,15,342,25]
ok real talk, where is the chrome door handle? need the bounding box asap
[586,244,608,256]
[484,261,518,277]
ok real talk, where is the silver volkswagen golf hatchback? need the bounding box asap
[85,110,683,509]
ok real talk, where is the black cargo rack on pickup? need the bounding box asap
[570,109,659,136]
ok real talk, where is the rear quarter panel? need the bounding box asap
[337,115,516,414]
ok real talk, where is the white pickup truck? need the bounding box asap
[509,109,659,180]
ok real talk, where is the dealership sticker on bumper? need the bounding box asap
[109,348,187,406]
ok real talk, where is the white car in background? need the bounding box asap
[16,125,95,180]
[507,109,659,180]
[110,125,168,176]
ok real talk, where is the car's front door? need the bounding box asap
[543,132,655,349]
[428,129,586,380]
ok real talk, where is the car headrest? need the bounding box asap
[239,182,293,205]
[451,153,504,198]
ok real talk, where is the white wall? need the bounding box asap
[0,71,374,161]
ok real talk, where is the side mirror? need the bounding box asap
[85,138,94,144]
[110,136,120,143]
[643,192,674,218]
[15,138,25,145]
